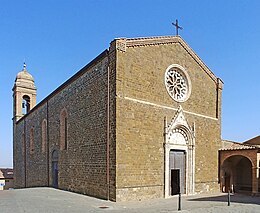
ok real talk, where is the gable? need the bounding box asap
[114,36,223,119]
[113,36,223,85]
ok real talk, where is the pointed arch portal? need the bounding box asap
[164,106,195,197]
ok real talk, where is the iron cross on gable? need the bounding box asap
[172,19,183,36]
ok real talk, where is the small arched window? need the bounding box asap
[60,108,68,150]
[30,128,34,154]
[22,133,25,155]
[41,119,47,153]
[22,95,31,114]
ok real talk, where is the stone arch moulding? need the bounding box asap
[221,154,255,168]
[164,105,195,198]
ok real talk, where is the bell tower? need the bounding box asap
[12,63,37,122]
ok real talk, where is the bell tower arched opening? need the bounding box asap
[22,95,31,114]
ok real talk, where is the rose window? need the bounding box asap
[165,65,191,102]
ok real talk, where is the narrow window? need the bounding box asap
[64,117,68,150]
[41,119,47,153]
[30,128,34,154]
[60,109,68,150]
[22,133,25,155]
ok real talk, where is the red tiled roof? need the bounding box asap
[220,141,260,151]
[0,168,13,179]
[243,135,260,145]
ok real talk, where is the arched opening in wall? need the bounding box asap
[60,108,68,150]
[164,107,195,198]
[165,125,194,197]
[221,155,252,193]
[52,150,59,188]
[41,119,47,153]
[29,128,34,154]
[22,95,31,114]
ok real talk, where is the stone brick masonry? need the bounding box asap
[13,36,223,201]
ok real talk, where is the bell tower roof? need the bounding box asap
[14,63,36,90]
[13,63,37,122]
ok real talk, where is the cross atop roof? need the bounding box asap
[172,19,183,36]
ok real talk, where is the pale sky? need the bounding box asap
[1,0,260,167]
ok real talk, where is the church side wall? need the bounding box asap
[115,41,222,201]
[14,53,117,200]
[108,45,117,201]
[13,120,25,188]
[47,57,109,199]
[14,103,48,188]
[24,104,49,187]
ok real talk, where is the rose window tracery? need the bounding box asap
[165,65,191,102]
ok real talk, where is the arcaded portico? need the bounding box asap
[219,140,260,195]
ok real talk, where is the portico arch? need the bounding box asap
[220,155,252,193]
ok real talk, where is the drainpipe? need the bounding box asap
[47,100,50,186]
[216,80,219,119]
[106,59,110,200]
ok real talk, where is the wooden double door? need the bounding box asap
[169,150,186,195]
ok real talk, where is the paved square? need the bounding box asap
[0,188,259,212]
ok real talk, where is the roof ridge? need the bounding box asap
[115,35,179,41]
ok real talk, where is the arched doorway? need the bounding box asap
[52,150,59,188]
[164,106,195,197]
[221,155,252,193]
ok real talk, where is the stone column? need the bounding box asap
[252,166,259,195]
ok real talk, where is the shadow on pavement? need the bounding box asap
[188,193,260,205]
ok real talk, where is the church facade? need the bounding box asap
[13,36,223,201]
